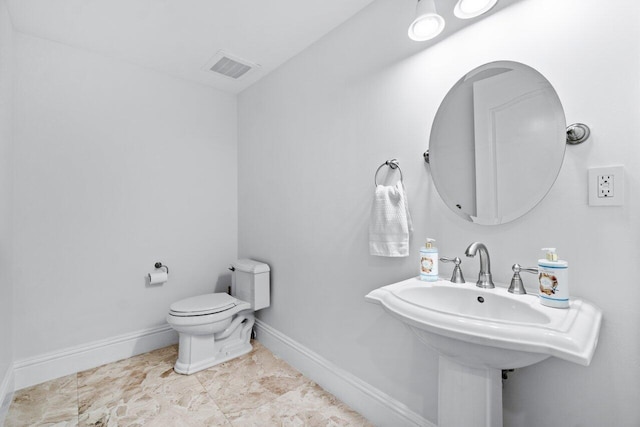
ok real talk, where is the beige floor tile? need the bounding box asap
[7,342,370,427]
[195,342,312,415]
[5,373,78,427]
[227,382,373,427]
[77,345,229,426]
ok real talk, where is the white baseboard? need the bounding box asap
[0,365,14,426]
[13,324,178,390]
[254,319,434,427]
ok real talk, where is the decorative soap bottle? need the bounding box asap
[420,238,438,282]
[538,248,569,308]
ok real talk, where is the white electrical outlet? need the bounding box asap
[588,166,624,206]
[598,174,613,198]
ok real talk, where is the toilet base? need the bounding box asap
[173,312,255,375]
[174,341,252,375]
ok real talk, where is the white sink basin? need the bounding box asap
[366,277,602,369]
[396,284,551,324]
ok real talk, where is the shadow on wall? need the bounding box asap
[216,272,233,294]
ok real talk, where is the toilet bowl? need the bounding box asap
[166,259,270,374]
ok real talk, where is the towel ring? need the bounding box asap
[374,159,404,187]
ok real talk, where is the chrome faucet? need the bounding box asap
[440,257,465,283]
[465,242,495,289]
[508,264,538,295]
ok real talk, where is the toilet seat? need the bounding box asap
[169,293,237,317]
[167,292,251,329]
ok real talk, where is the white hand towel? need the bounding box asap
[369,181,413,257]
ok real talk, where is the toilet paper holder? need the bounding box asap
[154,262,169,274]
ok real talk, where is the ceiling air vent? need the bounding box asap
[205,51,259,80]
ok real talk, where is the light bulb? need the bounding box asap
[409,15,445,41]
[454,0,498,19]
[408,0,445,41]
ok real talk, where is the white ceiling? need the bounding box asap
[6,0,523,94]
[6,0,377,93]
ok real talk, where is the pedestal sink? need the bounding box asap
[365,277,602,427]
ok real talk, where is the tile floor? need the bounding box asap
[5,341,372,426]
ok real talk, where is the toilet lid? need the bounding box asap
[169,293,237,316]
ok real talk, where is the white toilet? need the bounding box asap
[166,259,270,375]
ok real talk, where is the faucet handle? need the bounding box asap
[509,264,538,294]
[440,257,465,284]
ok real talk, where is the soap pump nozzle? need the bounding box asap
[542,247,558,261]
[426,238,436,248]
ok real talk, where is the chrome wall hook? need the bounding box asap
[566,123,590,145]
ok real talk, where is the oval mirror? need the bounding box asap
[429,61,566,225]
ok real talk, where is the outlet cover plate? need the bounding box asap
[588,165,624,206]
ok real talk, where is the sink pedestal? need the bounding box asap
[438,356,502,427]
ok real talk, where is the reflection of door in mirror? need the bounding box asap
[472,70,562,224]
[429,61,566,225]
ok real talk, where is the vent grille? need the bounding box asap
[205,51,259,80]
[210,57,252,79]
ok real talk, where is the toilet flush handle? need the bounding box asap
[228,265,235,271]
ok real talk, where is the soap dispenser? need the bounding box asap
[420,238,438,282]
[537,248,569,308]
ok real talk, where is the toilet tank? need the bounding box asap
[231,259,270,311]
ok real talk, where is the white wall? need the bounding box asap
[0,0,14,420]
[238,0,640,425]
[12,33,238,362]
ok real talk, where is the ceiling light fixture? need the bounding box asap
[408,0,445,41]
[454,0,498,19]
